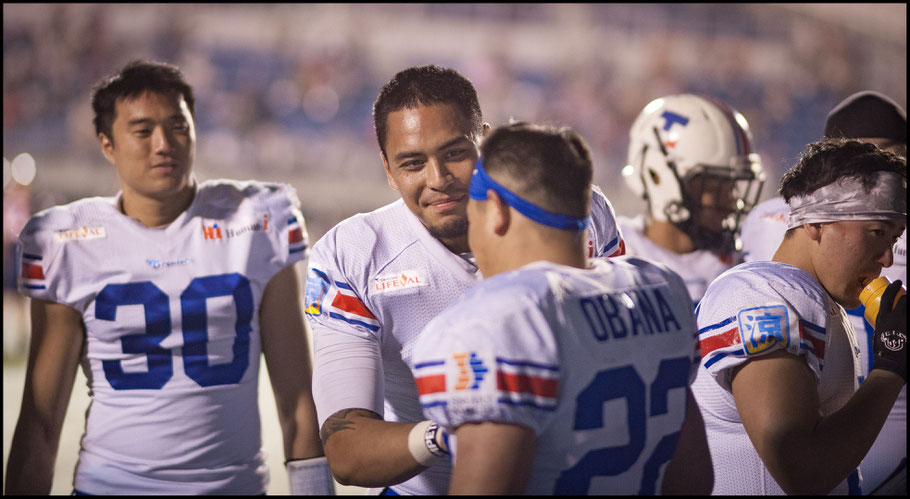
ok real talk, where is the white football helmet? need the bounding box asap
[621,94,765,253]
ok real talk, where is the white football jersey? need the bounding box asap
[410,257,699,494]
[305,187,623,495]
[17,179,309,494]
[740,197,907,493]
[691,261,863,495]
[617,215,733,305]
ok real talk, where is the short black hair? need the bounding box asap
[779,138,906,203]
[91,59,195,142]
[479,122,592,220]
[372,65,482,157]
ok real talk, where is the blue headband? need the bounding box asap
[469,158,590,232]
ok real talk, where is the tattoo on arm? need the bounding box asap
[320,408,382,445]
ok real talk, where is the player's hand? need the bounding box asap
[873,280,907,382]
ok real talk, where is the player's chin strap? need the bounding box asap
[286,456,335,495]
[408,420,450,466]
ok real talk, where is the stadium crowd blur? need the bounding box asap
[3,4,906,358]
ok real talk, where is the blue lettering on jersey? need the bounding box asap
[580,288,682,342]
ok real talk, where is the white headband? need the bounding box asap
[787,171,906,229]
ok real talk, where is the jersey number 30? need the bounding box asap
[554,356,690,494]
[95,273,252,390]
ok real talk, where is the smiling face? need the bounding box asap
[100,90,196,204]
[814,219,905,308]
[381,103,478,253]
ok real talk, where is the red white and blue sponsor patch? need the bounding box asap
[19,251,46,290]
[699,308,826,369]
[415,351,558,412]
[305,267,378,331]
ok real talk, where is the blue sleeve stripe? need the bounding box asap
[334,280,354,291]
[497,398,558,411]
[421,401,448,409]
[601,235,619,255]
[495,357,560,371]
[699,316,736,335]
[22,253,43,261]
[288,217,298,225]
[703,348,745,369]
[800,319,826,335]
[414,360,446,369]
[289,246,308,254]
[23,284,46,290]
[327,312,379,332]
[310,268,329,281]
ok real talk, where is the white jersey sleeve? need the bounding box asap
[412,280,560,434]
[695,261,831,392]
[588,184,625,258]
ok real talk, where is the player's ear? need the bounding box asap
[99,133,116,165]
[804,223,824,243]
[487,190,510,236]
[381,152,399,191]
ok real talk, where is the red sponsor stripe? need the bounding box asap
[497,371,558,398]
[289,227,304,244]
[21,262,45,280]
[609,239,626,257]
[798,322,825,360]
[416,374,446,396]
[699,327,740,358]
[331,293,377,320]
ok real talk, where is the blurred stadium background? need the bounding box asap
[3,3,905,495]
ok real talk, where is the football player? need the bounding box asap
[305,65,624,495]
[4,60,331,495]
[619,94,765,305]
[739,90,907,494]
[410,122,712,494]
[691,138,906,494]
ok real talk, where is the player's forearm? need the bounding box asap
[277,396,325,461]
[765,370,904,494]
[322,412,426,487]
[4,416,60,494]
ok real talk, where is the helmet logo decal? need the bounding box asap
[660,111,689,149]
[660,111,690,131]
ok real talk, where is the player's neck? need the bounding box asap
[484,230,586,278]
[772,233,819,283]
[439,234,470,255]
[120,183,196,228]
[644,220,695,254]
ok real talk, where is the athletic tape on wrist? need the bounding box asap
[408,420,439,466]
[286,456,335,495]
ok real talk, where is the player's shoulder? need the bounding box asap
[311,199,408,255]
[703,261,827,316]
[195,178,300,212]
[21,195,116,238]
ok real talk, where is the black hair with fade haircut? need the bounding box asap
[779,138,906,203]
[91,59,195,143]
[479,122,593,220]
[372,64,482,157]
